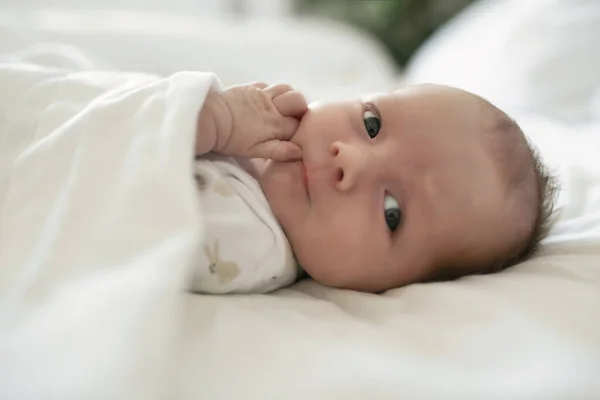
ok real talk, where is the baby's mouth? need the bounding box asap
[300,160,312,200]
[302,162,309,187]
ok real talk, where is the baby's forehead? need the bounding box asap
[364,84,485,108]
[485,110,532,181]
[458,95,529,168]
[359,85,512,150]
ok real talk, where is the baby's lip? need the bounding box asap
[302,162,309,189]
[300,161,312,199]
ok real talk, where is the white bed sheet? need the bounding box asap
[1,0,600,399]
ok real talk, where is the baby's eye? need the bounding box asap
[384,194,402,232]
[363,109,381,139]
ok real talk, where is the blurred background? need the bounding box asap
[0,0,476,100]
[0,0,599,121]
[296,0,475,68]
[0,0,476,69]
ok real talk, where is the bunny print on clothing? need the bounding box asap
[190,155,299,294]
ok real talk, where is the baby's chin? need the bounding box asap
[299,260,382,292]
[296,245,426,293]
[259,159,310,226]
[291,245,371,291]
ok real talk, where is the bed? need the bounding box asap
[1,0,599,398]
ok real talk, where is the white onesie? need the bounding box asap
[190,155,300,294]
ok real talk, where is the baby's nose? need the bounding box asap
[329,141,364,192]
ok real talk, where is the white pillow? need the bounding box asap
[404,0,600,122]
[0,10,399,102]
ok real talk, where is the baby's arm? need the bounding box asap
[195,90,227,156]
[194,83,307,161]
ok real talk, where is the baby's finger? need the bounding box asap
[278,116,300,141]
[258,140,302,162]
[264,83,294,99]
[272,90,308,118]
[249,82,269,89]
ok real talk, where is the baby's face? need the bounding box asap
[260,84,507,292]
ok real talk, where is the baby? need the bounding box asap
[0,45,556,295]
[193,81,557,293]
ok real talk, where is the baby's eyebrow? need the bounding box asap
[352,100,367,135]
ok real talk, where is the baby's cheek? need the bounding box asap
[297,252,347,288]
[292,232,364,288]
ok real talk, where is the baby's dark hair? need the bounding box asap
[485,118,558,270]
[427,109,559,282]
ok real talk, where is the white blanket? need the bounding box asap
[0,60,219,398]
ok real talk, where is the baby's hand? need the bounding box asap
[199,82,307,161]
